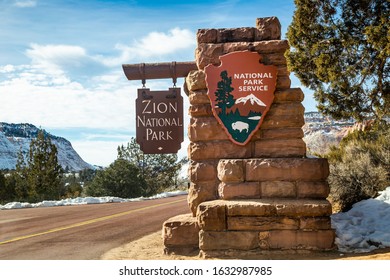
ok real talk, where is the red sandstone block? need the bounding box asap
[262,114,305,129]
[225,199,332,217]
[199,230,259,251]
[189,104,213,117]
[260,181,296,198]
[189,141,251,160]
[162,214,200,247]
[256,17,281,40]
[197,201,226,231]
[296,181,330,199]
[253,138,306,158]
[257,128,304,140]
[188,117,228,142]
[188,181,218,216]
[260,230,335,250]
[228,216,299,231]
[218,182,260,200]
[273,88,304,103]
[217,159,245,183]
[267,102,305,116]
[188,161,217,182]
[188,89,210,105]
[245,158,329,182]
[276,75,291,90]
[299,217,332,230]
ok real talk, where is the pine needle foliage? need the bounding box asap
[287,0,389,121]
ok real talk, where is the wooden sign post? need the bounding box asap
[122,61,195,154]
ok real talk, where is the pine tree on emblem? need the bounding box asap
[215,70,235,116]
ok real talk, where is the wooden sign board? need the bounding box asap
[136,88,183,154]
[205,51,278,145]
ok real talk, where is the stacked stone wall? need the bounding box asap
[186,17,310,215]
[163,17,335,257]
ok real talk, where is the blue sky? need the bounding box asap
[0,0,316,167]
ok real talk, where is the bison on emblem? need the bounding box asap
[232,121,249,133]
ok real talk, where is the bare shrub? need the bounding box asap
[327,123,389,212]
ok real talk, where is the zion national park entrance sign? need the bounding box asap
[126,51,278,153]
[123,62,196,154]
[122,17,335,258]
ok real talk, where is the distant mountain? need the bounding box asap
[0,122,94,171]
[236,94,266,106]
[303,112,355,155]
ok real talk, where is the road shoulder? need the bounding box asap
[101,231,390,260]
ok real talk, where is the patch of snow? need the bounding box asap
[0,190,187,210]
[331,186,390,253]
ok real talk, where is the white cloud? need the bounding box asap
[100,27,196,67]
[0,75,134,129]
[25,43,89,74]
[13,0,37,8]
[26,44,86,63]
[136,27,195,56]
[22,27,195,74]
[0,65,16,73]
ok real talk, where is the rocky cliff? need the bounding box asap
[0,122,94,171]
[303,112,354,155]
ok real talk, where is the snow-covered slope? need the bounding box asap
[0,122,94,171]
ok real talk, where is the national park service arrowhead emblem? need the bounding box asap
[205,51,278,145]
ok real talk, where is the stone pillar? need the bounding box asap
[187,17,308,215]
[163,17,335,257]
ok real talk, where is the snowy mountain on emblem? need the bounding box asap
[235,93,266,106]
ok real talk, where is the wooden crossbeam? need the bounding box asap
[122,61,197,83]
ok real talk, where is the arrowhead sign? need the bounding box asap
[205,51,278,145]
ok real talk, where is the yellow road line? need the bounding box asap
[0,197,186,245]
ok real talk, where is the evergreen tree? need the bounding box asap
[0,171,6,203]
[79,168,97,184]
[12,130,64,202]
[14,148,29,201]
[61,172,83,198]
[85,159,145,198]
[215,70,235,116]
[1,171,18,203]
[286,0,389,121]
[26,130,63,201]
[117,138,186,195]
[85,138,187,198]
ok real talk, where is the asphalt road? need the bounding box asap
[0,195,188,260]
